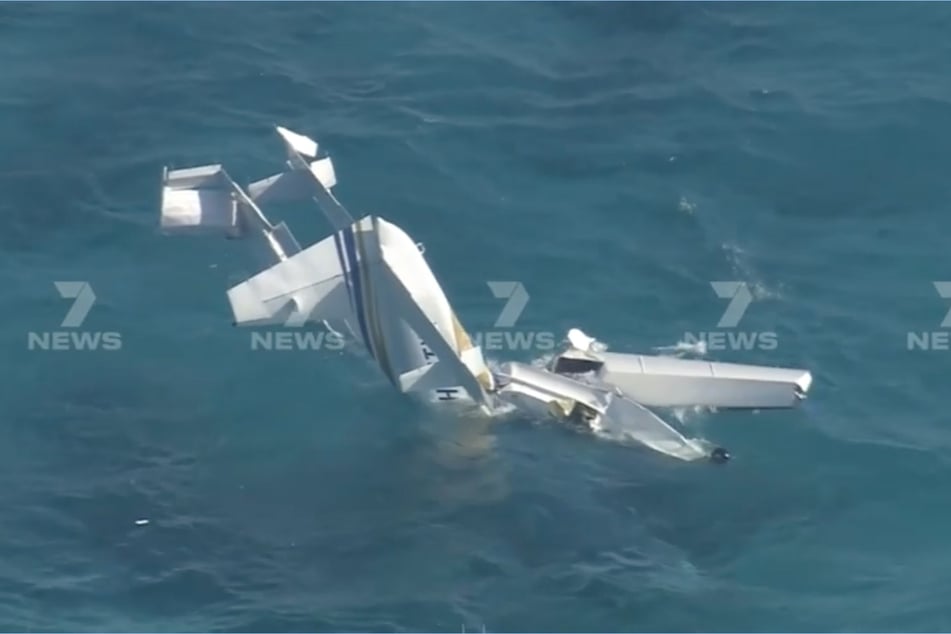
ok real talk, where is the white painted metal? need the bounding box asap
[158,127,815,464]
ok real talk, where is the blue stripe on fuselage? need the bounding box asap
[342,225,375,360]
[332,231,356,313]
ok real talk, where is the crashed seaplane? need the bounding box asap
[159,126,812,464]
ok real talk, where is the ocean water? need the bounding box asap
[2,2,951,631]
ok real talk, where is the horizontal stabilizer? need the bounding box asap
[273,126,353,230]
[309,157,337,190]
[248,157,337,206]
[276,126,318,158]
[160,165,241,236]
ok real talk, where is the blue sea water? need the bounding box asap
[2,2,951,631]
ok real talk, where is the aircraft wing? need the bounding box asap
[227,230,354,328]
[554,329,812,409]
[595,352,812,409]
